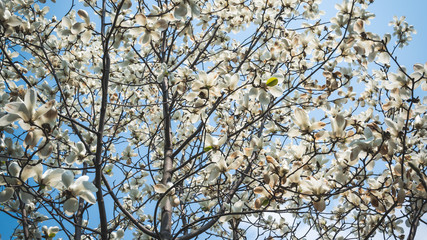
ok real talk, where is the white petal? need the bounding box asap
[190,2,200,17]
[232,200,244,212]
[72,175,89,191]
[82,180,97,193]
[42,169,65,188]
[77,9,90,24]
[62,16,71,29]
[293,108,310,130]
[24,130,43,149]
[48,226,59,235]
[0,187,14,203]
[38,142,53,159]
[174,3,188,18]
[34,100,55,121]
[65,152,77,164]
[76,142,86,155]
[331,115,346,137]
[122,0,132,9]
[154,19,168,30]
[24,88,37,116]
[140,33,151,45]
[259,90,269,106]
[377,52,390,65]
[217,158,228,172]
[135,14,146,26]
[71,22,84,35]
[0,113,20,126]
[61,171,74,189]
[208,167,221,183]
[311,121,326,131]
[19,191,34,204]
[21,163,42,182]
[218,136,227,146]
[353,19,364,33]
[33,164,44,182]
[116,229,124,238]
[350,147,361,163]
[172,195,180,207]
[78,190,97,204]
[363,126,374,139]
[153,183,168,194]
[219,215,231,223]
[249,87,258,97]
[205,134,216,147]
[18,120,31,131]
[7,16,22,27]
[63,198,79,215]
[9,162,21,177]
[4,101,30,122]
[81,30,92,44]
[269,86,283,97]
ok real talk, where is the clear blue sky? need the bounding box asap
[368,0,427,66]
[1,0,426,239]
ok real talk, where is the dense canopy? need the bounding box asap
[0,0,426,239]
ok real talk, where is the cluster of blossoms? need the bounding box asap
[0,0,425,239]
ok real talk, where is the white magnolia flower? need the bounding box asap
[40,168,66,189]
[59,10,92,44]
[0,187,14,203]
[384,117,404,137]
[207,152,242,183]
[77,9,92,44]
[0,162,43,187]
[292,108,325,132]
[121,145,137,164]
[111,229,125,240]
[204,134,227,152]
[330,114,347,138]
[133,14,168,45]
[192,71,220,98]
[66,142,87,164]
[0,162,43,203]
[349,127,382,164]
[42,226,59,239]
[220,73,239,92]
[59,171,97,215]
[0,88,57,149]
[300,176,330,212]
[0,88,55,127]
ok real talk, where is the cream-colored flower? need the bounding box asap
[292,108,325,132]
[61,171,97,215]
[0,88,56,149]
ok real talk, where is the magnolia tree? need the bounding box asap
[0,0,426,239]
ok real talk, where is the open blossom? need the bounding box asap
[0,88,56,127]
[0,0,425,239]
[60,171,98,215]
[191,71,220,98]
[0,88,57,149]
[349,127,382,165]
[220,73,239,92]
[300,176,330,212]
[330,113,347,138]
[132,14,170,45]
[292,108,325,132]
[0,162,43,202]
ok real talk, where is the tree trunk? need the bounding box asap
[160,76,173,239]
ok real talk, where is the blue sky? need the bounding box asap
[1,0,427,239]
[367,0,427,66]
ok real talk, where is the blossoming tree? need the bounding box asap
[0,0,426,239]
